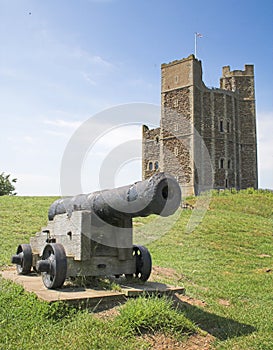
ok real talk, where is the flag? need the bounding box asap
[196,32,203,38]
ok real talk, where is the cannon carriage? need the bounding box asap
[11,172,181,289]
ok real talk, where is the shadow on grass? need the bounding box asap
[172,295,256,341]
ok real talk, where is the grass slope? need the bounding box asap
[0,191,273,349]
[148,190,273,350]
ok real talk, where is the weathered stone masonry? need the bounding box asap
[142,54,258,197]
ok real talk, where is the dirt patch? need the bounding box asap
[151,265,183,281]
[142,332,214,350]
[177,294,207,308]
[255,268,273,274]
[151,266,210,293]
[257,254,271,258]
[93,304,121,320]
[218,299,231,307]
[178,333,215,350]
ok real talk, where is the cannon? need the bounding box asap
[11,172,181,289]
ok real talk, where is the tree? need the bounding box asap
[0,172,17,196]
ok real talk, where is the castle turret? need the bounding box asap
[160,55,204,196]
[220,65,257,189]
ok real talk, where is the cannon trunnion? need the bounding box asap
[11,173,181,289]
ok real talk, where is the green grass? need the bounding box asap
[0,196,56,266]
[0,191,273,349]
[0,278,196,350]
[149,190,273,350]
[0,278,148,350]
[116,294,197,338]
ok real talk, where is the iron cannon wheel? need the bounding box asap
[133,245,152,282]
[40,243,67,289]
[15,244,32,275]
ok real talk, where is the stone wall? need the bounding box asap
[161,61,195,196]
[142,126,160,180]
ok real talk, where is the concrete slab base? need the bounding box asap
[0,268,185,304]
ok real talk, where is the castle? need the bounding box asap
[142,54,258,197]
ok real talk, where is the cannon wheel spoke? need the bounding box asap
[15,244,32,275]
[41,243,67,289]
[133,245,152,282]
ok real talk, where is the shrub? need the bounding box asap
[0,172,17,196]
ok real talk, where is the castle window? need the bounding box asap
[219,120,224,133]
[225,178,229,188]
[220,158,224,169]
[148,162,153,171]
[174,147,179,156]
[173,99,178,107]
[154,161,159,170]
[155,136,159,144]
[227,121,231,133]
[175,76,179,83]
[228,159,231,169]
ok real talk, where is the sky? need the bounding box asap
[0,0,272,195]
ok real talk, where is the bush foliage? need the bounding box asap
[0,172,17,196]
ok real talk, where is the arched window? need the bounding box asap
[228,159,232,169]
[148,162,153,171]
[220,158,224,169]
[227,121,231,133]
[219,120,224,133]
[155,136,159,144]
[155,161,159,170]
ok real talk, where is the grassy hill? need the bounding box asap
[0,191,272,349]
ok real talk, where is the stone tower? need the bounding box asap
[142,54,258,197]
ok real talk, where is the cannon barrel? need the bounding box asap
[48,172,181,222]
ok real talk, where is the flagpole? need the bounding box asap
[194,32,203,58]
[194,32,197,57]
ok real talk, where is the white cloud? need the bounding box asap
[82,124,142,192]
[44,130,69,138]
[43,119,82,129]
[128,78,154,89]
[15,173,60,196]
[71,48,114,69]
[89,55,114,69]
[23,136,35,144]
[81,72,97,85]
[94,124,142,149]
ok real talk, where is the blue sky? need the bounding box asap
[1,0,272,195]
